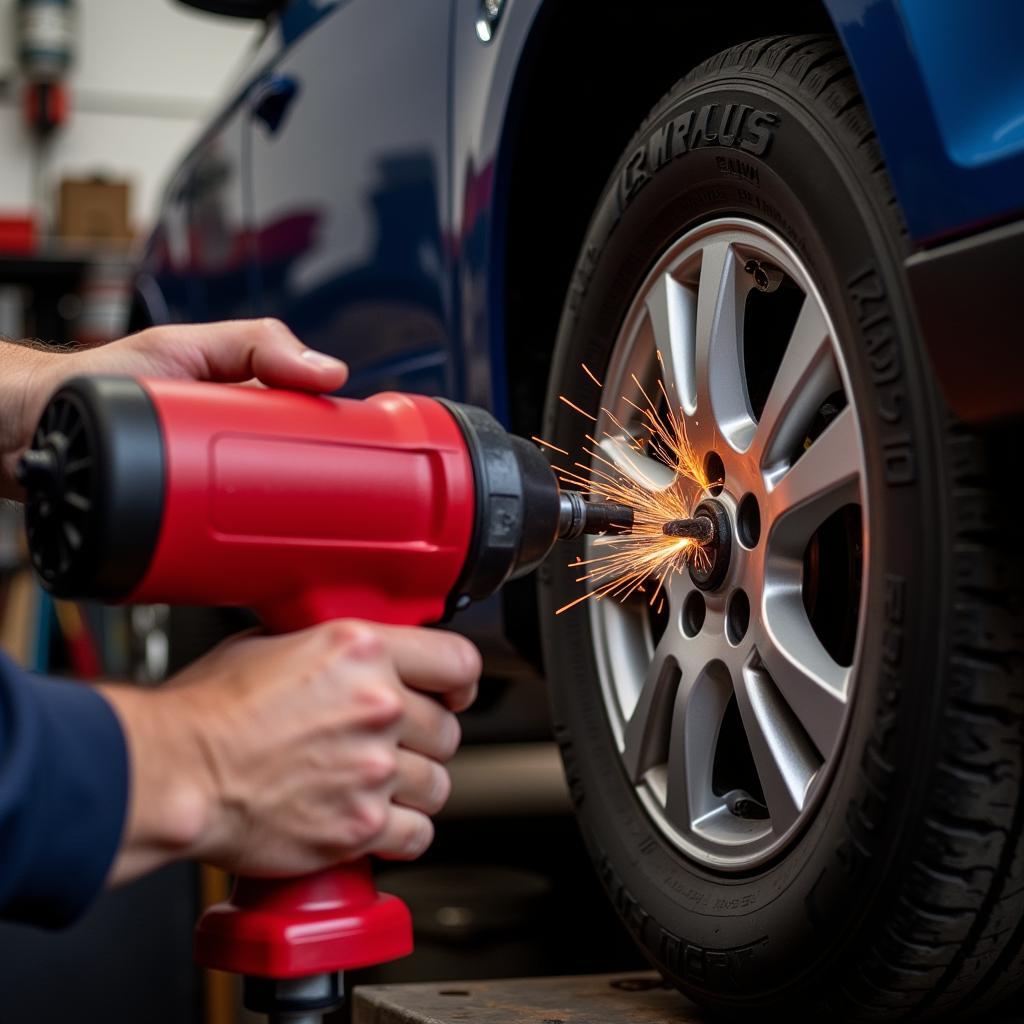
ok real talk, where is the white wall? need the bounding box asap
[0,0,260,233]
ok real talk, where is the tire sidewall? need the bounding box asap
[539,72,948,1005]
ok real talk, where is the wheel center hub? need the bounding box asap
[688,498,732,591]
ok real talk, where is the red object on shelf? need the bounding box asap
[0,214,37,254]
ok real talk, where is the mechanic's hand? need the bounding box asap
[99,620,480,884]
[0,319,348,498]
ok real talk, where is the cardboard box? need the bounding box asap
[57,177,132,243]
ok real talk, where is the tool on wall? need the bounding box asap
[18,375,648,1024]
[17,0,75,137]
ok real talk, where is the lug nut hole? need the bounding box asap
[682,590,706,637]
[737,493,761,548]
[704,452,725,496]
[727,589,750,645]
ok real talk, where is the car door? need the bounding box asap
[135,103,255,329]
[246,1,457,399]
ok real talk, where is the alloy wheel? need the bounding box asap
[589,218,868,870]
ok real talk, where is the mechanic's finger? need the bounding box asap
[363,805,435,861]
[392,749,451,814]
[1,452,25,502]
[368,623,482,711]
[397,688,461,762]
[169,319,348,392]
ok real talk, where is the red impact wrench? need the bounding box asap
[18,376,634,1023]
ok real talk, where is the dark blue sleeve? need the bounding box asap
[0,652,128,927]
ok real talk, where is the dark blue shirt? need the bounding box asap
[0,653,127,926]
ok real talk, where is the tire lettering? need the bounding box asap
[718,103,750,146]
[740,110,779,155]
[618,105,781,207]
[716,156,760,186]
[664,936,768,986]
[620,147,650,203]
[648,121,673,170]
[671,110,693,156]
[690,103,718,147]
[846,264,916,484]
[882,433,916,485]
[735,189,808,253]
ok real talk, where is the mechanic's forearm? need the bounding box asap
[0,337,61,414]
[0,339,63,498]
[97,684,215,886]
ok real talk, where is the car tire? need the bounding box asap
[538,35,1023,1019]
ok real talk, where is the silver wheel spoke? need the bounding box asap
[665,661,732,832]
[754,297,841,483]
[754,610,849,758]
[734,655,820,836]
[597,436,675,492]
[694,240,754,451]
[663,680,695,830]
[767,404,860,545]
[646,271,697,415]
[621,631,681,782]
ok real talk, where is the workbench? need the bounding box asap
[353,973,704,1024]
[354,971,1024,1024]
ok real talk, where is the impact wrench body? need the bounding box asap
[18,375,635,1023]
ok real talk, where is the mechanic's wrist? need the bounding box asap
[97,683,218,885]
[0,341,66,499]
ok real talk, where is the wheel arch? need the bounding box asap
[499,0,836,441]
[496,1,836,661]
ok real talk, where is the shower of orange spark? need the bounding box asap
[543,363,717,615]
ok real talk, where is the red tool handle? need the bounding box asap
[124,380,477,979]
[194,861,413,977]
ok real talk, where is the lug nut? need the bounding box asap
[662,515,715,546]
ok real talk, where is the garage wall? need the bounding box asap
[0,0,260,233]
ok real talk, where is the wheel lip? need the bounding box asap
[586,215,870,872]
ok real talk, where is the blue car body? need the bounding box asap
[136,0,1023,409]
[135,0,1023,664]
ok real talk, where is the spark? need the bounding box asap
[531,435,569,456]
[558,394,596,421]
[537,368,715,615]
[581,362,603,388]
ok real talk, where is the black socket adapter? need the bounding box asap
[437,400,562,614]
